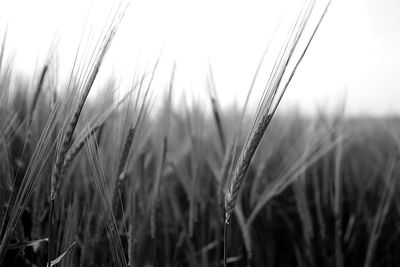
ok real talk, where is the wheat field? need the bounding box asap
[1,1,400,267]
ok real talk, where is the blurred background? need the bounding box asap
[0,0,399,116]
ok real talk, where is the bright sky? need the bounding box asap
[0,0,399,116]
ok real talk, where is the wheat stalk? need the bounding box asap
[150,65,174,238]
[207,64,226,153]
[223,1,331,265]
[224,0,331,224]
[47,3,128,265]
[112,127,136,216]
[111,59,159,218]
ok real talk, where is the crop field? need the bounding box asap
[1,1,400,267]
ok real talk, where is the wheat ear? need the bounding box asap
[224,113,272,222]
[224,0,331,225]
[112,127,136,216]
